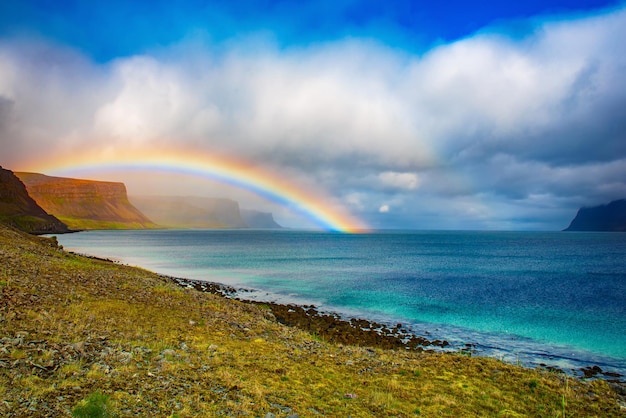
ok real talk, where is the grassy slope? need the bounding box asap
[0,214,62,234]
[55,216,160,231]
[0,224,622,417]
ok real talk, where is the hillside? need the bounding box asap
[0,166,69,234]
[0,223,623,416]
[16,172,156,230]
[565,199,626,231]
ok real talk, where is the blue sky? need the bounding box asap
[1,0,619,60]
[1,0,625,229]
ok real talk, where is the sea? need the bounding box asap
[53,229,626,379]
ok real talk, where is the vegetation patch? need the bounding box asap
[72,391,117,418]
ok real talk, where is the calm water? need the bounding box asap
[54,229,626,377]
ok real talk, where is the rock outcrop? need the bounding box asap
[130,195,248,229]
[0,166,69,234]
[240,209,283,229]
[564,199,626,231]
[16,172,156,230]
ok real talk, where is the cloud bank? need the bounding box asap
[1,6,625,229]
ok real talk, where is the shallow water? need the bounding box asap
[54,229,626,377]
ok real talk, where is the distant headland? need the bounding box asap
[564,199,626,232]
[0,166,282,233]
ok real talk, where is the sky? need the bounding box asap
[1,0,625,230]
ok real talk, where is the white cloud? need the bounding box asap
[379,204,390,213]
[1,6,625,229]
[378,171,420,190]
[94,56,189,142]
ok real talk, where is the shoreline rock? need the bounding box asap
[166,276,446,351]
[165,276,625,389]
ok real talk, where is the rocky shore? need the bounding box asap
[168,276,626,389]
[168,276,453,351]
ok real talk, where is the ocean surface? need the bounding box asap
[54,229,626,378]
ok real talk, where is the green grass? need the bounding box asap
[72,391,117,418]
[0,214,55,233]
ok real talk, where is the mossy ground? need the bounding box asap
[0,223,622,417]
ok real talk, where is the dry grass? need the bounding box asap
[0,223,622,417]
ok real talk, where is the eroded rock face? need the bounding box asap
[565,199,626,231]
[0,167,69,234]
[15,172,155,229]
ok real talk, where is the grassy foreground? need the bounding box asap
[0,224,622,417]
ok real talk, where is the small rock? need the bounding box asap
[189,320,197,326]
[118,351,133,364]
[72,341,86,355]
[264,413,276,418]
[609,382,626,397]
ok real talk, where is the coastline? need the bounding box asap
[167,276,453,351]
[55,228,626,384]
[67,247,626,385]
[167,276,626,386]
[2,225,625,416]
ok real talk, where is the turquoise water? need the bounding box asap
[54,229,626,377]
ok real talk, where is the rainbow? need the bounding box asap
[27,151,368,233]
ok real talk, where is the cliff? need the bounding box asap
[130,196,283,229]
[0,166,69,234]
[564,199,626,231]
[130,195,248,229]
[241,209,283,229]
[16,172,156,230]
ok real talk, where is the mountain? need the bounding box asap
[564,199,626,231]
[16,172,156,230]
[130,195,246,229]
[241,209,283,229]
[0,166,69,234]
[130,196,283,229]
